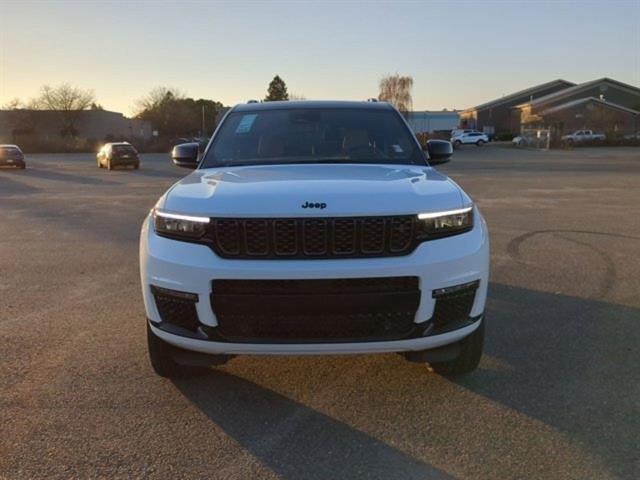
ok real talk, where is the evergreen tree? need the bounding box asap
[264,75,289,102]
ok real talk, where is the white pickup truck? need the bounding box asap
[561,130,606,144]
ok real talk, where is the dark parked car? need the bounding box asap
[0,144,26,169]
[97,142,140,170]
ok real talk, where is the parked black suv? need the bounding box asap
[0,145,26,169]
[97,142,140,170]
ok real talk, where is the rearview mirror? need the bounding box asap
[171,143,199,169]
[426,140,453,165]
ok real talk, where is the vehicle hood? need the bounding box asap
[161,163,467,217]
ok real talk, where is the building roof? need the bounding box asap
[516,77,640,109]
[408,111,459,117]
[464,79,576,113]
[538,96,640,117]
[233,100,394,112]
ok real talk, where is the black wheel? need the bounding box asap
[147,323,200,378]
[134,162,139,170]
[476,140,485,146]
[430,320,484,376]
[454,140,462,148]
[17,163,26,169]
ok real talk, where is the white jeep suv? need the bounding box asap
[140,101,489,377]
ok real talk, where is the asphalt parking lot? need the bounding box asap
[1,145,639,479]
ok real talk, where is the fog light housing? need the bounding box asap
[151,285,201,333]
[430,280,480,332]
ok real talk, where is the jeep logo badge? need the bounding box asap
[301,201,327,209]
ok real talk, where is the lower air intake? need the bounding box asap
[151,285,200,333]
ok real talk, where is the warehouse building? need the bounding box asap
[405,110,459,135]
[460,77,640,138]
[515,78,640,135]
[0,109,152,145]
[459,79,575,136]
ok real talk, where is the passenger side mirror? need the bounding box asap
[426,140,453,165]
[171,143,200,169]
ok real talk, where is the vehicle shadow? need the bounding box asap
[172,283,638,479]
[0,173,39,195]
[131,167,185,180]
[173,370,455,480]
[22,166,121,186]
[454,283,639,479]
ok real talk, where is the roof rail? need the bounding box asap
[366,98,378,102]
[246,99,259,104]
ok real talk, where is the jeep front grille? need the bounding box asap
[207,216,416,259]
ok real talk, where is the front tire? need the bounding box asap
[147,323,195,378]
[430,320,484,376]
[454,140,462,148]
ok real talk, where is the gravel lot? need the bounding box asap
[1,145,639,479]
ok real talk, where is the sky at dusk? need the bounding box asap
[1,0,639,116]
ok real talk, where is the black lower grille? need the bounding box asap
[212,311,417,343]
[210,277,420,343]
[151,286,200,332]
[208,215,416,259]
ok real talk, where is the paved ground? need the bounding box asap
[1,145,639,479]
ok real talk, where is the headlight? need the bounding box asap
[416,206,474,239]
[153,209,209,240]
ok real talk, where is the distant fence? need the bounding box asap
[518,129,551,150]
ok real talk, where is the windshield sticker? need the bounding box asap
[235,114,258,134]
[392,144,404,153]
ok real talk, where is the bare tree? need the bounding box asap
[135,87,189,137]
[378,74,414,115]
[289,93,307,101]
[29,83,97,137]
[33,83,95,111]
[135,87,186,116]
[2,98,23,110]
[134,87,223,137]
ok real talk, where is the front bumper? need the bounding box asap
[148,315,483,355]
[140,209,489,355]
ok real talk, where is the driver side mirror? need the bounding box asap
[425,140,453,165]
[171,143,200,169]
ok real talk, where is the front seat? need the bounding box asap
[342,130,371,155]
[257,134,285,158]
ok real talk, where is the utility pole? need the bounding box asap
[201,105,205,136]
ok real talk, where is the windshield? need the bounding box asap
[201,108,424,168]
[112,145,137,154]
[0,147,22,157]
